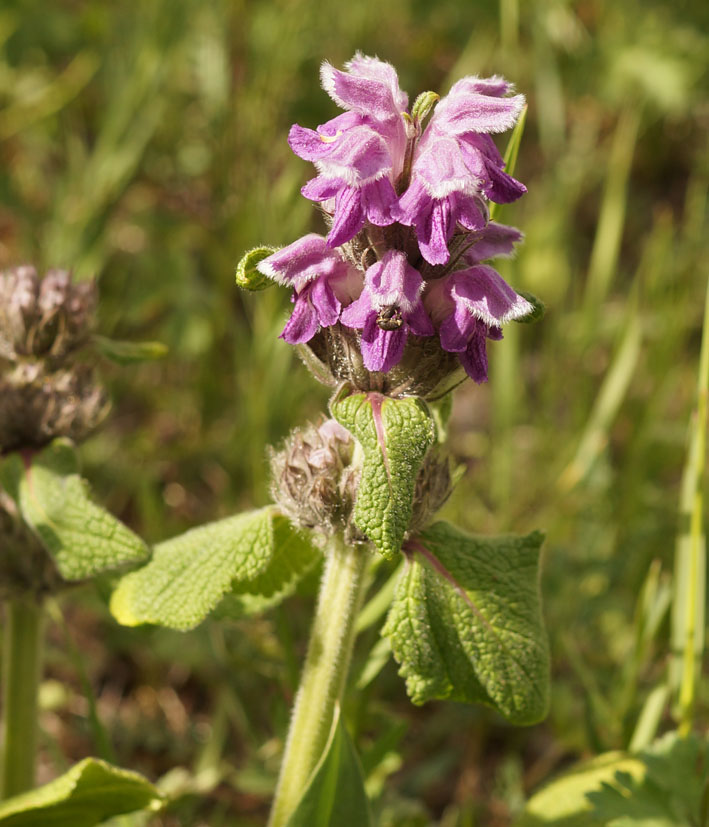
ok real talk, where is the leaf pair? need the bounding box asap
[331,387,550,725]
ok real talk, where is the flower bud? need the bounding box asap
[235,247,278,291]
[409,447,454,534]
[269,418,361,539]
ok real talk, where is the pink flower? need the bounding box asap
[340,250,433,372]
[396,76,526,265]
[288,55,408,248]
[425,262,532,382]
[257,234,361,344]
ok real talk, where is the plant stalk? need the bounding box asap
[1,596,44,799]
[268,535,369,827]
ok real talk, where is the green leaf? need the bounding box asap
[94,336,168,365]
[383,522,549,724]
[285,705,373,827]
[0,757,162,826]
[516,751,646,827]
[587,732,709,826]
[331,386,435,559]
[215,516,322,617]
[111,507,320,630]
[17,439,149,580]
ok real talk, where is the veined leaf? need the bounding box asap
[15,439,148,580]
[331,385,435,559]
[111,507,320,630]
[0,757,162,826]
[383,521,549,724]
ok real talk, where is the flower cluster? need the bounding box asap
[257,55,532,393]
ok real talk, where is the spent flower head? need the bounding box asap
[0,266,108,455]
[240,54,535,396]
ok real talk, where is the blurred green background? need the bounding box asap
[1,0,707,824]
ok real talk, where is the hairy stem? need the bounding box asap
[1,597,44,799]
[268,535,369,827]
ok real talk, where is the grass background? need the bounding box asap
[1,0,708,824]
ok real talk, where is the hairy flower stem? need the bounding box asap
[1,597,44,798]
[268,535,369,827]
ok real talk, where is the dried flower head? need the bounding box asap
[0,266,108,454]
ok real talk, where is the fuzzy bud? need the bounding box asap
[269,418,361,539]
[409,447,454,534]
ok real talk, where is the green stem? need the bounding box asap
[1,597,44,798]
[268,535,369,827]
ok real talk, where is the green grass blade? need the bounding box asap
[489,104,527,223]
[671,275,709,734]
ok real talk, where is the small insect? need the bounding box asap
[376,306,404,331]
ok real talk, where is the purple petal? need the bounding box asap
[330,267,365,306]
[411,134,477,199]
[320,59,405,123]
[418,198,453,266]
[280,293,320,344]
[301,176,341,202]
[451,76,515,98]
[464,222,524,264]
[458,133,526,204]
[309,278,341,328]
[447,265,533,327]
[360,314,406,372]
[288,124,333,161]
[289,113,367,162]
[258,234,344,286]
[308,126,392,185]
[365,251,424,310]
[406,301,435,336]
[439,304,475,352]
[458,323,490,383]
[482,161,527,203]
[340,292,374,329]
[432,79,525,135]
[345,53,409,112]
[362,177,398,226]
[451,192,487,231]
[395,178,429,225]
[327,186,366,248]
